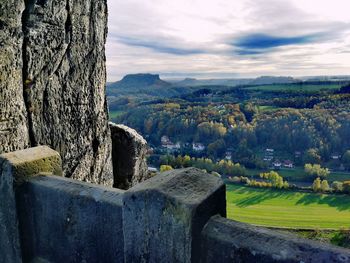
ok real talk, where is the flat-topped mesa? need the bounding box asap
[0,0,113,185]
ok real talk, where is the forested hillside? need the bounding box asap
[111,81,350,171]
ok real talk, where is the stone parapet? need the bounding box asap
[201,215,350,263]
[1,147,350,263]
[122,168,226,263]
[0,146,62,263]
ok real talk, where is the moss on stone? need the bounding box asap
[13,156,62,184]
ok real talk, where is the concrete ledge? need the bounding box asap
[201,215,350,263]
[16,175,125,263]
[123,168,226,263]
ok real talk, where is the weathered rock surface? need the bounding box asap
[0,0,112,185]
[123,168,226,262]
[110,122,149,189]
[0,0,30,153]
[201,215,350,263]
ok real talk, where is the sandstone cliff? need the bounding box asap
[0,0,113,185]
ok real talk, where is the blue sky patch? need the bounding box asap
[233,33,318,50]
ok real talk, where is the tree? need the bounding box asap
[260,171,288,189]
[342,150,350,171]
[160,165,173,172]
[343,181,350,194]
[321,180,330,192]
[331,181,343,192]
[304,149,321,164]
[207,139,226,158]
[305,164,330,179]
[183,155,191,167]
[312,177,321,192]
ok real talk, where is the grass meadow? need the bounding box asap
[226,184,350,229]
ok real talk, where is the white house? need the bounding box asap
[272,160,282,169]
[331,153,341,160]
[193,143,205,152]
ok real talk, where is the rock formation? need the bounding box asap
[0,0,113,185]
[110,123,149,189]
[0,1,30,153]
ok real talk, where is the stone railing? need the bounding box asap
[1,147,349,263]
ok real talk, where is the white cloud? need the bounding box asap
[106,0,350,81]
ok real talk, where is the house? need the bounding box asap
[148,167,158,173]
[225,151,232,160]
[272,160,282,169]
[161,135,171,145]
[164,142,181,151]
[266,148,274,154]
[331,153,341,160]
[264,148,274,162]
[263,156,273,162]
[283,160,294,168]
[193,143,205,152]
[295,151,302,158]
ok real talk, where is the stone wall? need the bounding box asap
[201,216,350,263]
[1,147,350,263]
[0,0,112,185]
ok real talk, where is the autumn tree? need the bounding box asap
[343,181,350,194]
[304,149,321,164]
[160,165,173,172]
[260,171,288,189]
[312,177,321,192]
[332,181,343,192]
[305,164,330,179]
[321,180,330,192]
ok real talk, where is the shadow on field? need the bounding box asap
[233,187,295,208]
[230,185,350,211]
[295,194,350,211]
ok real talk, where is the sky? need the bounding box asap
[106,0,350,81]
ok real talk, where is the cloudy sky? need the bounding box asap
[106,0,350,81]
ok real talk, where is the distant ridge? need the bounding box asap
[171,76,299,87]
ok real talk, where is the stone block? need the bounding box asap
[0,146,62,263]
[123,168,226,263]
[0,146,62,184]
[201,215,350,263]
[110,122,149,189]
[16,175,125,263]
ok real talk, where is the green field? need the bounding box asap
[226,184,350,229]
[245,83,342,92]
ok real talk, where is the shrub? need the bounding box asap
[305,164,330,179]
[331,181,344,192]
[321,180,330,192]
[343,181,350,194]
[160,165,173,172]
[312,177,321,192]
